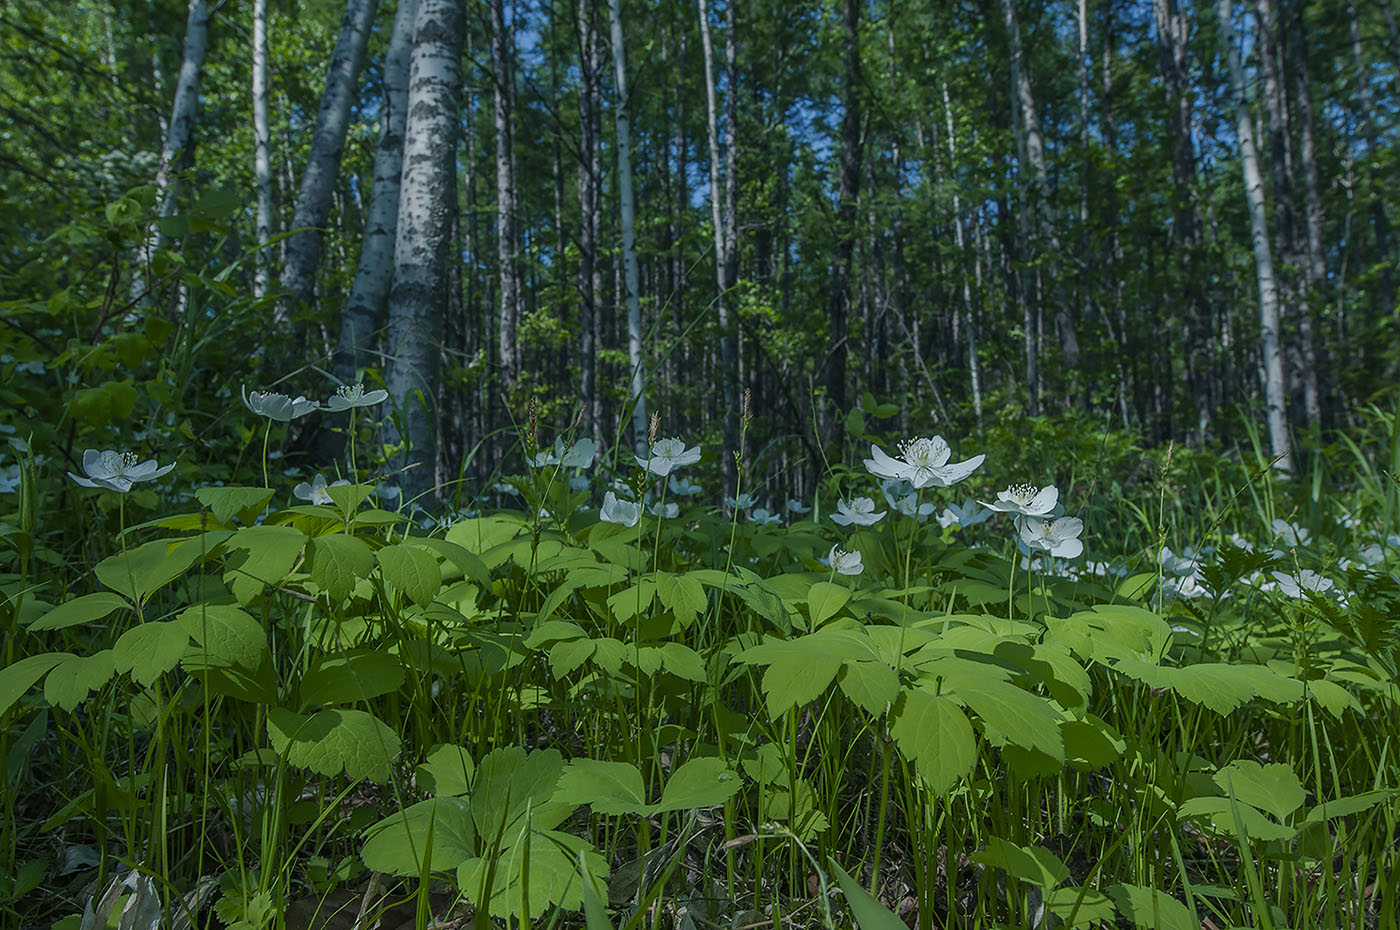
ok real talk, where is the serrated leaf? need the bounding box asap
[1168,663,1302,715]
[837,661,899,716]
[607,578,656,623]
[362,797,475,875]
[806,581,851,627]
[376,543,442,607]
[654,757,741,813]
[889,689,975,796]
[549,639,595,678]
[267,708,401,783]
[1108,883,1199,930]
[28,592,131,631]
[472,747,572,839]
[301,648,404,706]
[1045,886,1117,928]
[418,744,475,796]
[1176,797,1295,841]
[1213,760,1305,822]
[952,677,1065,763]
[95,536,214,602]
[458,829,608,920]
[306,534,375,602]
[222,525,307,604]
[659,642,708,683]
[1062,715,1124,770]
[656,572,707,627]
[44,650,116,710]
[195,486,274,525]
[972,837,1069,890]
[0,653,68,717]
[1303,789,1397,823]
[176,605,269,671]
[554,759,650,815]
[112,622,188,687]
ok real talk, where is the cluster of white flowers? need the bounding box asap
[241,382,388,422]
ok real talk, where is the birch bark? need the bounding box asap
[609,0,647,453]
[490,0,522,393]
[253,0,273,300]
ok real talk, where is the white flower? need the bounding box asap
[647,500,679,519]
[293,474,350,505]
[749,508,782,525]
[669,476,702,496]
[1357,544,1384,566]
[936,498,992,529]
[982,483,1059,517]
[639,437,701,477]
[864,437,984,489]
[68,450,175,493]
[242,385,320,421]
[728,492,758,511]
[1021,516,1084,558]
[569,475,591,492]
[786,498,811,514]
[533,437,595,469]
[1270,570,1334,598]
[881,478,936,521]
[1272,519,1311,548]
[600,491,641,527]
[830,497,886,527]
[324,382,388,411]
[828,545,864,576]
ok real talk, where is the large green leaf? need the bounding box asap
[950,677,1065,763]
[656,571,707,627]
[653,757,741,813]
[300,648,404,706]
[472,747,572,840]
[0,653,68,717]
[361,797,475,875]
[417,744,475,796]
[459,829,608,920]
[177,604,270,673]
[1045,887,1117,928]
[112,621,188,687]
[221,525,307,604]
[195,485,275,525]
[828,858,907,930]
[837,661,899,717]
[805,581,851,627]
[554,759,650,815]
[1212,760,1305,823]
[376,542,442,607]
[889,689,975,796]
[1108,884,1199,930]
[1175,797,1295,842]
[971,837,1069,890]
[267,708,401,783]
[43,650,116,710]
[95,535,218,602]
[27,592,131,631]
[306,534,375,602]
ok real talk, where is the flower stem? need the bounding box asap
[261,420,272,489]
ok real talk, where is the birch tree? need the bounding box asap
[382,0,462,504]
[252,0,273,300]
[576,0,603,452]
[1219,0,1293,473]
[334,0,417,385]
[609,0,647,453]
[490,0,523,393]
[277,0,379,324]
[825,0,862,437]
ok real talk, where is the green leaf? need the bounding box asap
[417,744,475,796]
[656,572,707,627]
[459,829,608,920]
[806,581,851,627]
[44,650,116,711]
[195,486,275,525]
[301,648,404,706]
[325,483,376,517]
[306,534,375,602]
[952,678,1065,763]
[607,578,657,624]
[653,757,741,813]
[828,858,907,930]
[735,638,846,718]
[27,592,131,631]
[0,653,68,717]
[1176,797,1295,842]
[67,378,138,427]
[659,642,708,683]
[1303,789,1397,823]
[1108,884,1199,930]
[889,690,975,796]
[472,747,572,839]
[971,837,1069,890]
[1212,760,1305,822]
[267,708,401,783]
[1062,716,1125,770]
[177,604,276,704]
[222,525,307,604]
[376,543,442,607]
[112,622,188,687]
[95,536,213,602]
[554,759,651,815]
[1045,887,1117,928]
[1168,663,1303,714]
[837,661,899,716]
[361,797,475,875]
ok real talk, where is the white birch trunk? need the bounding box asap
[490,0,522,392]
[383,0,462,504]
[334,0,416,384]
[277,0,379,322]
[253,0,273,299]
[1219,0,1293,473]
[609,0,647,454]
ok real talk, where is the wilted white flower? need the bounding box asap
[68,450,174,493]
[1272,519,1311,548]
[647,500,680,519]
[830,497,886,527]
[639,437,701,477]
[936,498,992,529]
[864,437,984,489]
[1271,570,1334,598]
[881,478,936,521]
[982,483,1059,517]
[242,385,320,421]
[1021,516,1084,558]
[601,491,641,527]
[828,545,864,576]
[786,498,811,514]
[749,508,782,525]
[324,382,388,411]
[729,492,758,511]
[293,473,350,505]
[669,476,702,496]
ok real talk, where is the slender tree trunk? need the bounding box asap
[252,0,273,300]
[698,0,737,491]
[1219,0,1293,473]
[825,0,862,438]
[333,0,416,385]
[382,0,462,505]
[577,0,603,454]
[1000,0,1043,414]
[490,0,522,395]
[1286,0,1324,426]
[278,0,379,324]
[608,0,647,453]
[1348,0,1394,315]
[942,81,983,428]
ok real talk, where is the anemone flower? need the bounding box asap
[828,545,864,576]
[324,382,388,411]
[242,386,320,421]
[639,437,701,477]
[982,484,1059,517]
[830,497,886,527]
[68,450,174,493]
[1020,516,1084,559]
[864,436,984,489]
[600,491,641,527]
